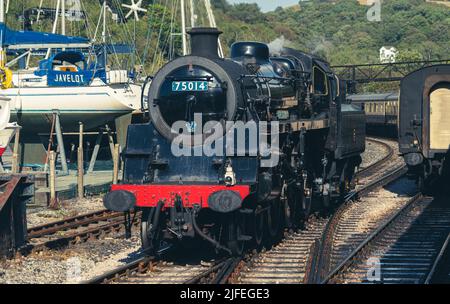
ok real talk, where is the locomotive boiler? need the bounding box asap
[103,28,366,255]
[399,64,450,193]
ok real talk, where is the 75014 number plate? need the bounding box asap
[172,81,209,92]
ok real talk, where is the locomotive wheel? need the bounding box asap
[249,206,264,249]
[267,199,283,239]
[323,194,330,208]
[226,211,245,256]
[141,209,164,255]
[300,189,312,220]
[338,163,355,202]
[282,183,298,228]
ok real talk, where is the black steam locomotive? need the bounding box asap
[104,28,366,255]
[399,64,450,193]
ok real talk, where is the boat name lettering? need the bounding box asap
[54,73,85,83]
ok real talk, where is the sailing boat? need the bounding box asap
[5,48,142,133]
[0,95,18,158]
[1,0,142,134]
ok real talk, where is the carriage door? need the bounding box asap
[429,83,450,150]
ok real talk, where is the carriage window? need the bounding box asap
[313,66,328,96]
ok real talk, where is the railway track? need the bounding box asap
[296,139,450,284]
[86,254,224,284]
[355,137,405,192]
[236,138,409,284]
[185,257,244,284]
[358,138,394,179]
[22,210,139,254]
[86,253,244,284]
[86,138,407,285]
[322,195,450,284]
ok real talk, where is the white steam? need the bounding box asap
[309,37,333,57]
[268,36,292,55]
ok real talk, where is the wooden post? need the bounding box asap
[77,147,84,199]
[88,131,103,173]
[113,144,120,185]
[105,124,115,159]
[49,151,58,209]
[44,113,56,173]
[79,122,84,154]
[77,123,84,199]
[54,110,69,175]
[11,128,20,173]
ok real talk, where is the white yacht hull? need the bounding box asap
[0,125,18,157]
[3,82,142,134]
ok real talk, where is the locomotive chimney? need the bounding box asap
[187,27,222,58]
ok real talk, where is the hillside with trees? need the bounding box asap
[4,0,450,73]
[212,0,449,65]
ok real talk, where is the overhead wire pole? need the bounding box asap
[180,0,188,55]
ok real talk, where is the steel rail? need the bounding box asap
[424,233,450,284]
[183,258,235,284]
[321,194,425,284]
[356,138,394,178]
[22,206,142,256]
[27,210,122,238]
[305,144,407,283]
[86,256,156,284]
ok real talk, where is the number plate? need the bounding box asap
[172,81,209,92]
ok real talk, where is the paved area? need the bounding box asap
[35,171,114,194]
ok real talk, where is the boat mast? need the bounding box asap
[180,0,187,56]
[61,0,66,36]
[189,0,195,28]
[0,0,4,23]
[45,0,62,59]
[102,0,107,44]
[0,0,4,69]
[204,0,223,58]
[102,1,108,73]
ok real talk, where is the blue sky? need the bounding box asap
[228,0,300,12]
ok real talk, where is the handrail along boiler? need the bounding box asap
[103,28,366,255]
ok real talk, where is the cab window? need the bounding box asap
[335,75,340,97]
[313,66,328,96]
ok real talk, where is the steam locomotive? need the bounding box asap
[399,64,450,193]
[104,28,366,255]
